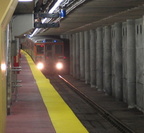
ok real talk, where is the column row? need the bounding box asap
[68,18,144,111]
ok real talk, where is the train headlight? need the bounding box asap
[36,62,44,70]
[56,62,63,70]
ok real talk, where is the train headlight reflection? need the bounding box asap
[56,62,63,70]
[36,62,44,70]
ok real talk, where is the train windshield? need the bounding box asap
[45,45,52,58]
[37,45,44,54]
[55,45,62,54]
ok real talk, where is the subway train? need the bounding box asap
[21,36,69,74]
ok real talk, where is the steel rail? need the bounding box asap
[58,75,135,133]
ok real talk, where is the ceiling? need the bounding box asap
[14,0,144,36]
[14,1,34,15]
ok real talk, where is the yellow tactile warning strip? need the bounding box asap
[22,50,88,133]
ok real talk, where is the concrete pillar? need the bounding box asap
[79,32,85,81]
[103,26,112,95]
[114,22,122,100]
[135,18,143,110]
[90,29,96,87]
[72,34,76,77]
[60,35,64,38]
[143,17,144,111]
[126,19,136,108]
[122,22,127,103]
[111,25,116,96]
[0,1,18,132]
[69,34,73,75]
[96,27,103,91]
[75,33,80,79]
[84,31,90,84]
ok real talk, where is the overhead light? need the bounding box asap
[30,0,64,37]
[49,0,64,13]
[19,0,32,1]
[42,0,64,23]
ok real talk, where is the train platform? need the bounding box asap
[6,51,88,133]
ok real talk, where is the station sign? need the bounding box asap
[34,22,60,28]
[34,13,59,19]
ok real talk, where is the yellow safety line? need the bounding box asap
[22,51,88,133]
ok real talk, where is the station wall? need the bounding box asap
[0,1,18,133]
[67,16,144,112]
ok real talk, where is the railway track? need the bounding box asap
[48,75,135,133]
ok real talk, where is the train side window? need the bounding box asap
[55,45,62,54]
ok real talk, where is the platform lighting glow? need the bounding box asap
[1,63,6,71]
[56,62,63,70]
[36,62,44,70]
[19,0,33,2]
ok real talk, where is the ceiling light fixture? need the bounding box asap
[30,0,64,37]
[42,0,64,23]
[49,0,64,13]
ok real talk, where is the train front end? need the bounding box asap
[35,38,67,74]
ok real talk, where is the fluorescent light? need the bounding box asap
[49,0,64,13]
[42,0,64,23]
[30,28,39,37]
[19,0,33,2]
[31,0,64,37]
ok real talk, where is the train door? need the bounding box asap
[54,44,64,58]
[45,44,55,72]
[53,43,64,66]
